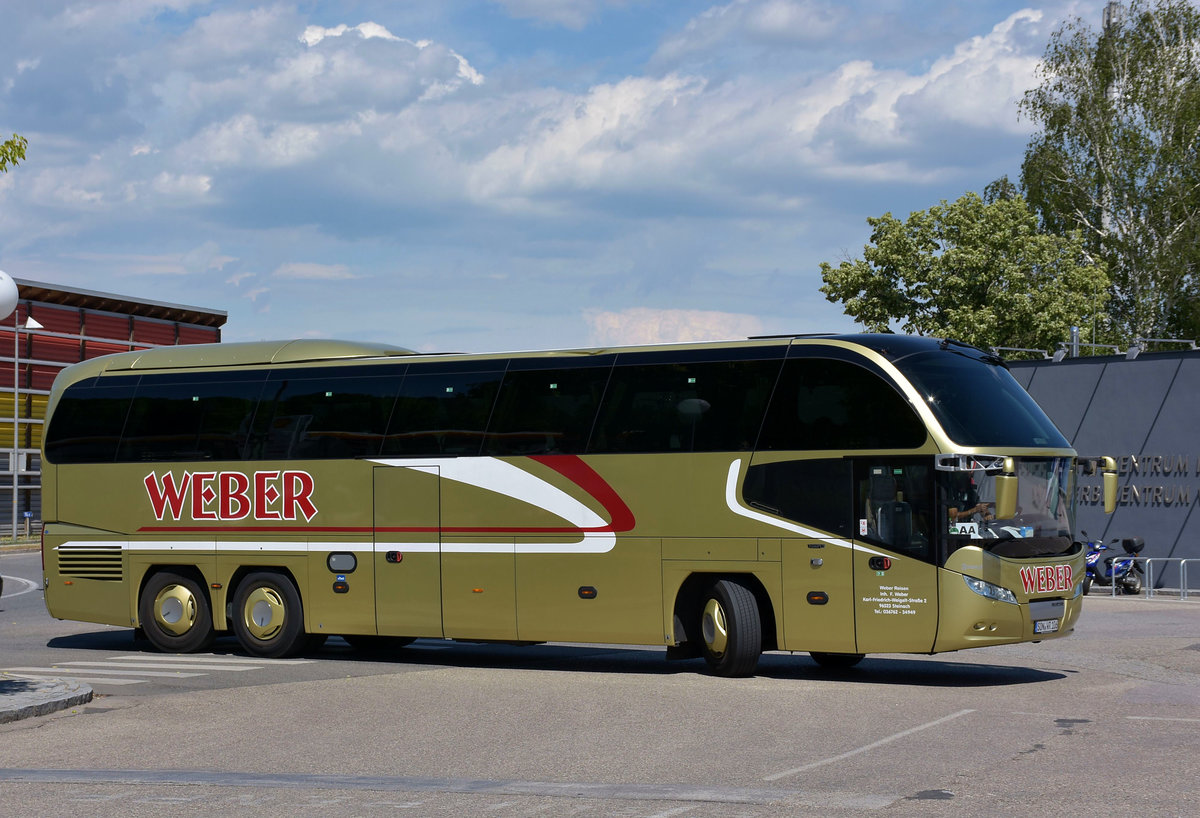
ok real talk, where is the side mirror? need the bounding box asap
[1102,456,1118,514]
[994,457,1017,520]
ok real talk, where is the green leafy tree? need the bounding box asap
[0,133,27,173]
[819,191,1110,351]
[1019,0,1200,342]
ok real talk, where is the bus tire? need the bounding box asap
[139,570,215,654]
[699,579,761,677]
[232,572,307,658]
[810,652,864,669]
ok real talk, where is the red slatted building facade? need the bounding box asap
[5,279,226,536]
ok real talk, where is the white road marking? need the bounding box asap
[4,672,144,686]
[6,667,204,678]
[60,661,260,672]
[1016,710,1200,725]
[2,651,314,687]
[763,709,976,781]
[114,654,312,665]
[0,575,40,598]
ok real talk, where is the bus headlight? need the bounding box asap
[963,575,1017,605]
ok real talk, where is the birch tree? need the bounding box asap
[1020,0,1200,341]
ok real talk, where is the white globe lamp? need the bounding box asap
[0,270,17,320]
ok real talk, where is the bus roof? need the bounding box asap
[56,333,994,382]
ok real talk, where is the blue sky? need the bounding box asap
[0,0,1107,353]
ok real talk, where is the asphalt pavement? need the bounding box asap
[0,542,91,723]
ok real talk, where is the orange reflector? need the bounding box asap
[472,588,484,594]
[211,583,222,589]
[64,580,73,585]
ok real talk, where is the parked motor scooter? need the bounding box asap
[1081,531,1144,595]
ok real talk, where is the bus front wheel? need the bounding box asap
[699,579,761,677]
[139,570,215,653]
[232,572,307,658]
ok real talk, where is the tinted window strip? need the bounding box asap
[612,345,786,366]
[505,354,617,371]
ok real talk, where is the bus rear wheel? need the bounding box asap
[139,571,215,653]
[232,572,307,658]
[699,579,761,677]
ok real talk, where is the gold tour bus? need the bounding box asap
[39,334,1116,676]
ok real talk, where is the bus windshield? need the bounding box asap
[893,349,1069,448]
[937,456,1076,558]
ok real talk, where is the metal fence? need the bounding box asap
[1088,558,1200,600]
[1140,558,1200,601]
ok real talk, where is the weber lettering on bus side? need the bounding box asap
[144,470,318,522]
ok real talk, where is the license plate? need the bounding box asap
[1034,619,1060,634]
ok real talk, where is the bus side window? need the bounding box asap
[484,362,611,456]
[758,358,926,451]
[589,358,779,454]
[43,378,137,464]
[249,371,400,460]
[856,461,933,562]
[742,458,852,537]
[117,374,265,462]
[382,366,503,457]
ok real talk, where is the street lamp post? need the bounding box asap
[12,310,42,539]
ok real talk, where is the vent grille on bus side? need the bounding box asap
[57,544,124,581]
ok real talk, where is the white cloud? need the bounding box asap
[54,0,201,31]
[272,262,355,280]
[244,286,271,314]
[468,74,706,202]
[300,22,401,47]
[585,307,764,346]
[297,21,482,98]
[489,0,608,31]
[181,240,235,273]
[63,251,188,275]
[656,0,844,64]
[179,114,325,167]
[26,165,113,209]
[151,170,212,197]
[898,10,1045,133]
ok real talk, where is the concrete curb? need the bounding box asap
[0,674,93,724]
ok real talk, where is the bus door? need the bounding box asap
[852,460,939,653]
[751,458,857,654]
[373,465,444,638]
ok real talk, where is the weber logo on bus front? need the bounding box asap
[144,470,318,522]
[1018,564,1073,595]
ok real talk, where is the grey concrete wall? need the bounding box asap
[1010,351,1200,588]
